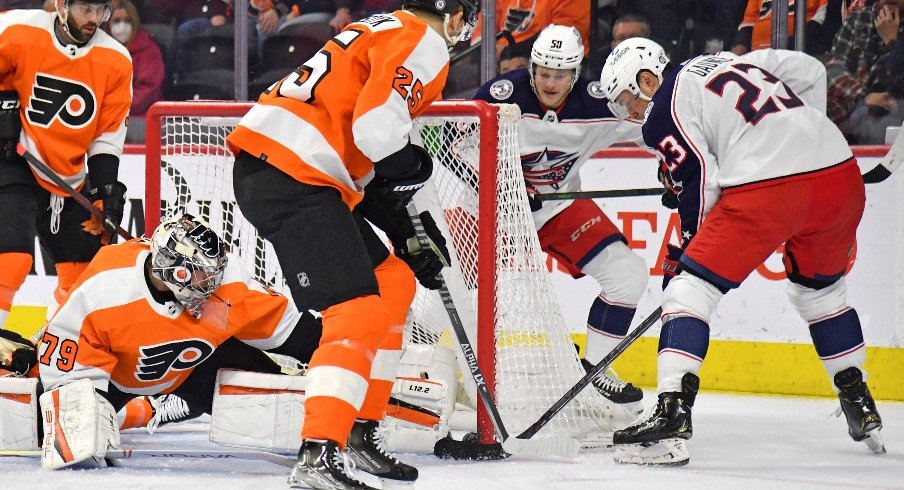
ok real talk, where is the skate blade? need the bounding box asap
[614,438,689,466]
[864,428,886,454]
[378,477,415,489]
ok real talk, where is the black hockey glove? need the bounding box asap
[82,181,127,245]
[372,143,433,207]
[393,211,451,290]
[0,90,21,161]
[657,161,681,210]
[662,243,683,290]
[0,329,37,375]
[526,185,542,212]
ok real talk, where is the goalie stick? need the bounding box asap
[0,448,296,467]
[511,307,662,442]
[862,127,904,183]
[15,144,133,241]
[406,203,580,460]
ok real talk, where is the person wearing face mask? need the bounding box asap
[105,0,163,144]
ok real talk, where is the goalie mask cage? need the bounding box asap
[145,100,616,452]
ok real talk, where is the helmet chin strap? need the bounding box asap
[56,10,86,44]
[441,14,460,47]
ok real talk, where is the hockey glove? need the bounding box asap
[662,244,683,290]
[0,329,37,375]
[394,211,451,290]
[372,143,434,206]
[526,185,542,212]
[81,181,127,245]
[0,90,21,161]
[658,160,681,210]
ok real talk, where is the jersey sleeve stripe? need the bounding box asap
[237,104,357,191]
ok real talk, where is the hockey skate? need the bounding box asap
[346,419,417,488]
[146,394,203,433]
[581,359,644,412]
[289,439,377,490]
[833,367,885,454]
[612,372,698,466]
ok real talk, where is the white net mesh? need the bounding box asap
[150,101,616,449]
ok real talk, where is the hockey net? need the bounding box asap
[145,100,616,450]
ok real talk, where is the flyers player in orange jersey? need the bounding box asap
[33,213,324,469]
[227,0,479,488]
[0,1,132,334]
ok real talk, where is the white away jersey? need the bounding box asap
[474,69,644,228]
[642,49,852,239]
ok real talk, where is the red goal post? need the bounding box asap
[145,100,617,449]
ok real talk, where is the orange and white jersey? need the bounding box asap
[0,9,132,195]
[38,241,301,396]
[738,0,828,51]
[226,10,450,209]
[471,1,591,55]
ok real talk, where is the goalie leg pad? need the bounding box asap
[0,376,39,449]
[379,345,458,453]
[210,369,308,451]
[39,378,120,470]
[614,438,690,466]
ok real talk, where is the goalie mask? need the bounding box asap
[404,0,481,45]
[150,214,227,319]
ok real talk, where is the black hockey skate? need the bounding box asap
[346,419,417,487]
[288,439,377,490]
[834,367,885,454]
[581,359,644,405]
[146,394,203,433]
[612,372,699,466]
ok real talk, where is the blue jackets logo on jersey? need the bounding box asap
[489,79,514,100]
[135,339,215,381]
[26,73,96,129]
[522,148,580,188]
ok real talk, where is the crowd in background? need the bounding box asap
[0,0,901,145]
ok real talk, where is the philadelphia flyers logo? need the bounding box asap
[135,339,215,381]
[26,73,96,129]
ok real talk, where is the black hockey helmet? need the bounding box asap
[404,0,481,34]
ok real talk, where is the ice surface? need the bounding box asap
[4,391,902,489]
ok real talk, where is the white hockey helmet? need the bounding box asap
[150,213,228,319]
[530,24,585,90]
[600,37,669,118]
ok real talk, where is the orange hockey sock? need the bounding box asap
[0,253,33,326]
[120,396,155,429]
[54,262,89,303]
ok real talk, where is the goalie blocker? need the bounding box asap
[210,345,458,453]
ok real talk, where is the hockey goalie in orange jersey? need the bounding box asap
[0,1,132,333]
[227,1,478,488]
[24,213,323,469]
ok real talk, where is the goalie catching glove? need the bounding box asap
[0,329,36,375]
[81,181,126,245]
[39,378,120,470]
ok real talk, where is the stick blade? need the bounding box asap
[501,435,580,460]
[865,127,904,183]
[433,433,510,461]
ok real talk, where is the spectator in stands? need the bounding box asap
[589,12,651,80]
[498,36,532,74]
[826,0,904,142]
[330,0,400,30]
[255,0,336,36]
[471,1,591,58]
[105,0,164,143]
[176,1,231,41]
[731,0,833,56]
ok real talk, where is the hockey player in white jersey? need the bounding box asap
[600,39,884,465]
[474,24,649,412]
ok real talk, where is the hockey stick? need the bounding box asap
[16,144,133,240]
[862,128,904,183]
[535,188,665,202]
[0,448,296,467]
[406,203,580,460]
[511,306,663,442]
